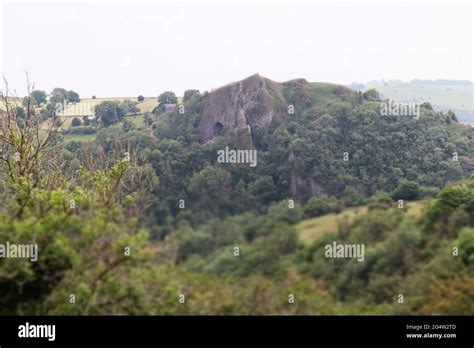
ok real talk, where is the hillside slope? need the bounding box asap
[151,74,474,226]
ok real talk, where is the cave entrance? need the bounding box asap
[213,122,224,136]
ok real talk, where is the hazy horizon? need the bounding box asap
[1,0,473,97]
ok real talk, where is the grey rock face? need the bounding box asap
[198,74,287,143]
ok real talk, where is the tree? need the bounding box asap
[21,96,30,108]
[143,113,153,127]
[422,277,474,314]
[71,117,82,127]
[423,176,474,234]
[83,116,91,126]
[0,79,62,218]
[352,91,363,107]
[95,101,125,127]
[362,89,380,101]
[50,88,69,105]
[0,80,159,314]
[67,90,80,103]
[92,95,96,99]
[392,179,421,201]
[248,176,276,204]
[137,95,145,102]
[31,90,47,105]
[183,89,200,102]
[121,99,140,114]
[13,106,26,119]
[421,102,433,110]
[304,196,342,218]
[447,110,458,122]
[40,103,56,119]
[122,119,135,133]
[158,91,177,105]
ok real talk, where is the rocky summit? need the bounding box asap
[198,74,288,143]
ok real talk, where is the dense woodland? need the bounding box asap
[0,78,473,314]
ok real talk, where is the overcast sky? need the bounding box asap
[1,0,472,97]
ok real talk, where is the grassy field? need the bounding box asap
[64,132,97,143]
[32,97,158,132]
[56,96,179,118]
[297,206,368,245]
[136,98,159,114]
[0,97,23,111]
[296,201,427,245]
[63,115,147,143]
[105,114,146,131]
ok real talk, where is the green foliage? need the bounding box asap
[95,101,126,127]
[420,277,474,315]
[143,80,474,243]
[0,156,154,314]
[158,91,177,105]
[64,126,97,136]
[121,99,139,114]
[392,179,421,201]
[367,192,394,210]
[304,196,343,218]
[362,89,380,101]
[31,90,47,105]
[13,106,25,119]
[50,88,69,105]
[71,117,82,127]
[457,228,474,267]
[143,113,153,127]
[2,79,473,315]
[423,176,474,236]
[177,202,301,278]
[421,102,433,110]
[183,89,200,102]
[67,90,80,103]
[295,177,474,313]
[122,119,136,133]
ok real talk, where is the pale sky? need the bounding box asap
[1,0,473,97]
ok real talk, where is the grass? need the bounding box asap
[296,200,427,245]
[297,206,368,245]
[0,98,23,111]
[124,114,145,128]
[64,133,97,143]
[404,200,427,219]
[63,114,146,143]
[301,82,354,107]
[136,98,159,114]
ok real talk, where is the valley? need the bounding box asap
[1,74,473,315]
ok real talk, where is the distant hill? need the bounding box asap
[411,79,472,86]
[153,74,474,213]
[348,79,474,124]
